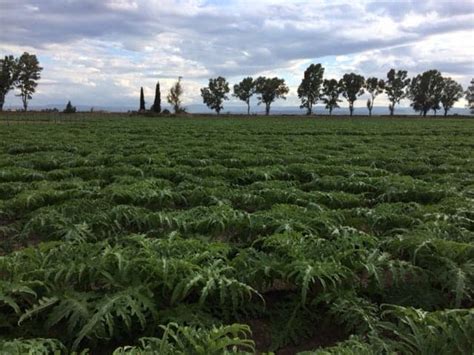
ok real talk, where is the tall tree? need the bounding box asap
[16,52,42,111]
[297,63,324,115]
[139,87,145,111]
[466,79,474,115]
[365,77,385,116]
[0,55,18,112]
[167,77,184,114]
[385,69,410,116]
[152,82,161,113]
[201,76,230,115]
[339,73,365,116]
[63,100,76,113]
[233,77,255,115]
[321,79,342,115]
[255,77,289,116]
[409,69,444,117]
[440,77,463,117]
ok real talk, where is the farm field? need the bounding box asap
[0,115,473,354]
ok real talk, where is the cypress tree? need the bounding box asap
[152,82,161,113]
[139,87,145,111]
[64,100,76,113]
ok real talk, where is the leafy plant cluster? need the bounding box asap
[0,117,473,353]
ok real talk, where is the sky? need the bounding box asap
[1,0,473,112]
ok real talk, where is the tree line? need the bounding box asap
[1,53,473,116]
[197,66,466,116]
[139,77,184,115]
[142,65,470,117]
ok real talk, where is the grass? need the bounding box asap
[0,114,473,354]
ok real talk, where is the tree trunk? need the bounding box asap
[389,104,394,116]
[0,93,4,112]
[329,107,332,116]
[22,95,28,111]
[247,101,250,116]
[349,104,353,117]
[423,109,428,117]
[444,108,448,117]
[368,107,372,117]
[265,103,270,116]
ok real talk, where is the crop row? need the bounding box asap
[0,117,473,353]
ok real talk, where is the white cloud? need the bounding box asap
[106,0,138,11]
[0,0,472,111]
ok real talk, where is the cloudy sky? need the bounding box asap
[1,0,473,111]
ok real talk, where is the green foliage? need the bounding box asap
[0,55,19,111]
[380,306,474,354]
[466,78,474,114]
[268,296,318,350]
[255,77,289,115]
[167,77,184,114]
[139,87,145,111]
[152,81,161,113]
[233,77,256,115]
[364,77,384,116]
[15,52,42,111]
[298,63,325,115]
[0,338,67,355]
[0,116,472,353]
[440,77,463,116]
[321,79,342,115]
[339,73,365,116]
[409,69,444,117]
[307,306,474,354]
[303,336,377,355]
[113,323,255,354]
[201,76,230,114]
[385,69,410,115]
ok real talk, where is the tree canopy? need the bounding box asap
[255,77,289,116]
[440,78,463,116]
[139,87,145,111]
[0,55,19,112]
[201,76,230,114]
[64,100,77,113]
[466,79,474,114]
[233,77,256,115]
[409,69,444,117]
[152,82,161,113]
[297,63,324,115]
[321,79,342,115]
[167,77,184,114]
[15,52,42,111]
[385,69,410,116]
[339,73,365,116]
[365,77,385,116]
